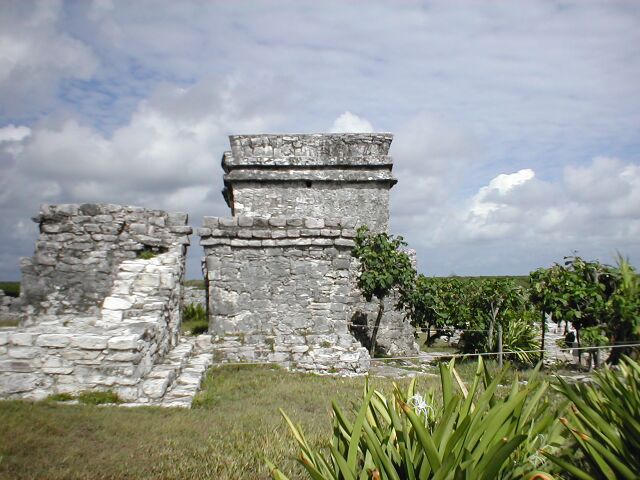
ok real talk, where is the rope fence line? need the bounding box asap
[368,342,640,362]
[205,342,640,368]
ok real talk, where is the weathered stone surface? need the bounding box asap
[0,373,40,394]
[20,204,191,324]
[103,297,133,310]
[199,134,419,373]
[36,334,71,348]
[42,357,74,374]
[72,335,109,350]
[107,335,140,350]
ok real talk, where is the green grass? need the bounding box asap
[184,279,206,289]
[0,282,19,298]
[77,390,121,405]
[0,364,441,479]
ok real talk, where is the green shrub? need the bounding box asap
[182,303,208,334]
[0,281,20,297]
[136,250,156,260]
[77,390,121,405]
[543,356,640,479]
[269,358,564,479]
[501,311,540,365]
[45,393,75,402]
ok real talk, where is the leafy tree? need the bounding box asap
[530,264,570,363]
[400,276,474,347]
[606,255,640,363]
[530,255,638,366]
[400,273,439,345]
[352,225,415,356]
[461,278,529,364]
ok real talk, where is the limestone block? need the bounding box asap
[42,357,74,374]
[291,345,309,353]
[220,217,238,227]
[167,212,188,226]
[36,334,71,348]
[101,309,123,323]
[287,218,304,227]
[9,347,40,359]
[115,386,140,402]
[142,377,171,398]
[120,262,147,273]
[107,335,141,350]
[334,238,355,247]
[0,373,39,394]
[202,217,220,228]
[10,332,35,346]
[0,360,35,373]
[238,216,253,227]
[103,296,134,310]
[62,349,103,361]
[0,332,7,346]
[72,335,109,350]
[137,274,160,288]
[304,218,324,229]
[129,223,148,234]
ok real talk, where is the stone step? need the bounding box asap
[136,338,195,403]
[159,352,213,408]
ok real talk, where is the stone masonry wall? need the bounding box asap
[200,215,370,373]
[0,246,188,401]
[230,183,390,232]
[222,134,396,233]
[20,204,190,324]
[0,204,194,402]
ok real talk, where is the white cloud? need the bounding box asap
[0,1,98,116]
[0,125,31,143]
[1,1,640,278]
[330,111,374,133]
[414,157,640,274]
[470,169,535,217]
[0,76,287,278]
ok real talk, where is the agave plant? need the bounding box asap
[543,356,640,479]
[268,358,564,479]
[502,311,540,365]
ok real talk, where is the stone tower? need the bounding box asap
[199,133,417,373]
[222,133,395,230]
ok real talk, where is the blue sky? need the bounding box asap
[0,0,639,279]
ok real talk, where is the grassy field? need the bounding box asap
[0,365,443,480]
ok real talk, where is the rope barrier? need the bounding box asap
[204,342,640,368]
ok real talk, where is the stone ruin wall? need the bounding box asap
[20,203,191,324]
[200,216,370,373]
[202,133,418,373]
[0,204,211,405]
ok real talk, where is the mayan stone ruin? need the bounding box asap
[0,133,418,405]
[200,134,417,372]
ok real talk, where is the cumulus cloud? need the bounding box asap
[413,157,640,275]
[0,75,290,278]
[0,1,98,117]
[1,1,639,278]
[329,112,374,133]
